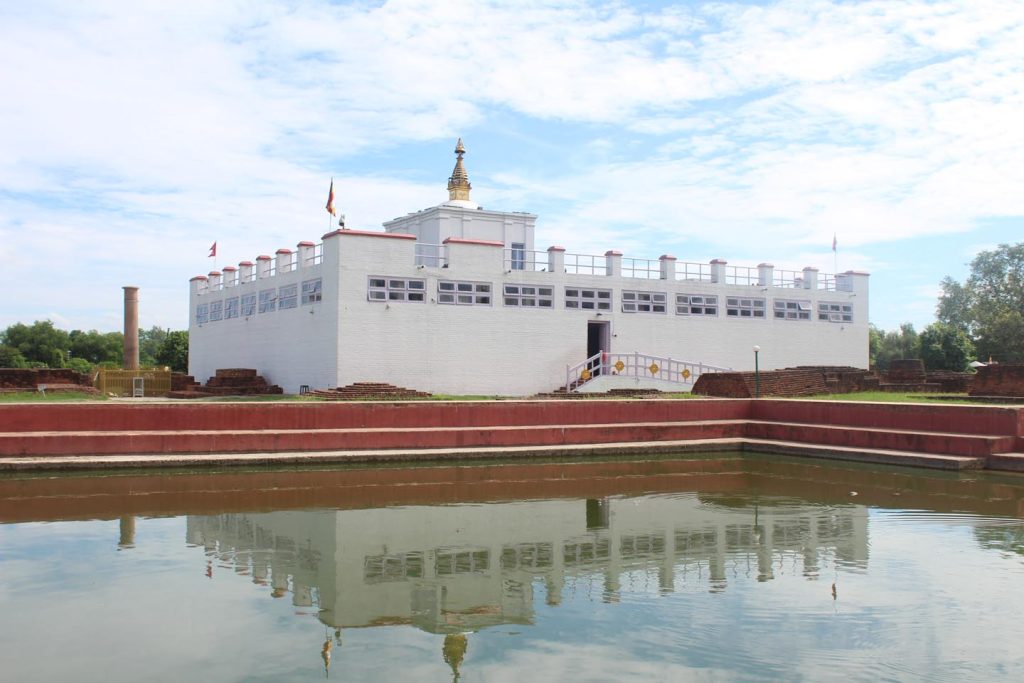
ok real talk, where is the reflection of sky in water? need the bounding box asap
[1,473,1024,681]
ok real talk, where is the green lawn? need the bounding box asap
[802,391,1017,405]
[0,391,106,403]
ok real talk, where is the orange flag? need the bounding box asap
[326,179,336,216]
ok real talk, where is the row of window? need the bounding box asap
[366,277,854,322]
[196,279,321,323]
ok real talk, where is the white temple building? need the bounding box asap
[188,140,869,395]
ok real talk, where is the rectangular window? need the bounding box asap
[301,278,322,304]
[676,294,718,316]
[241,293,256,317]
[503,284,553,308]
[196,303,209,324]
[726,297,766,318]
[565,287,612,311]
[438,280,491,305]
[818,302,854,323]
[224,297,239,319]
[259,289,276,314]
[209,300,223,321]
[278,284,298,310]
[622,290,667,313]
[511,242,525,271]
[773,299,812,320]
[368,276,426,302]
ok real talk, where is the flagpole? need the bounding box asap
[328,177,333,232]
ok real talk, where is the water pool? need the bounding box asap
[1,453,1023,682]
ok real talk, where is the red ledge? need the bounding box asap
[547,245,566,252]
[238,261,254,267]
[256,255,272,261]
[843,270,871,276]
[758,263,774,268]
[207,271,221,277]
[443,237,504,247]
[275,248,293,254]
[604,250,623,256]
[803,266,819,271]
[190,275,208,282]
[323,229,417,241]
[222,266,237,271]
[710,259,727,264]
[297,241,316,247]
[659,254,677,260]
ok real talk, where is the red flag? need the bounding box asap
[208,241,217,258]
[326,179,336,216]
[832,234,837,252]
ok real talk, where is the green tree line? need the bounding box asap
[0,321,188,373]
[871,242,1024,372]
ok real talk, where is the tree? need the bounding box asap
[68,329,123,366]
[0,321,70,368]
[869,323,920,372]
[139,326,168,367]
[938,243,1024,363]
[0,345,28,368]
[155,330,189,372]
[918,322,975,371]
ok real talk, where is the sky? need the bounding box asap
[1,0,1022,334]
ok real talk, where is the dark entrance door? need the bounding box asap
[587,321,610,375]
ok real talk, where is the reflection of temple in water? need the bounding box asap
[186,494,868,634]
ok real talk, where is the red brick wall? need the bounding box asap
[970,364,1024,397]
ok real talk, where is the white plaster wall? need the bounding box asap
[189,228,869,396]
[384,205,536,251]
[330,233,868,395]
[188,247,339,392]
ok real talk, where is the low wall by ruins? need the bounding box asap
[970,364,1024,397]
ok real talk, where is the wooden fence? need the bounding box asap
[94,368,172,397]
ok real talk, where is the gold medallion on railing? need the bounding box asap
[681,368,691,379]
[580,368,592,381]
[648,363,659,375]
[614,360,625,373]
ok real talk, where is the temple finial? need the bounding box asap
[447,138,472,202]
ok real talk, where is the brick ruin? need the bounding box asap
[168,368,283,399]
[0,368,98,395]
[969,364,1024,397]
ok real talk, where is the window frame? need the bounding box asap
[438,280,492,306]
[564,287,612,311]
[224,297,239,319]
[301,278,322,304]
[367,276,426,303]
[675,294,718,316]
[503,283,554,308]
[773,298,812,321]
[621,289,668,314]
[278,284,298,310]
[258,289,276,314]
[726,296,766,319]
[818,301,854,323]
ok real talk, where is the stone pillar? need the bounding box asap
[757,263,774,287]
[222,265,238,287]
[659,254,676,280]
[547,245,565,273]
[238,261,255,284]
[297,241,316,268]
[256,255,273,279]
[802,267,819,290]
[605,250,622,277]
[122,286,139,370]
[119,516,136,548]
[275,248,294,274]
[710,259,727,284]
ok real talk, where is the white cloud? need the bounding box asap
[0,0,1022,329]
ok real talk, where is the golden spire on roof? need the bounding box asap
[447,138,472,202]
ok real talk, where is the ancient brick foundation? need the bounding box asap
[311,383,431,401]
[167,368,283,399]
[969,364,1024,397]
[0,369,97,394]
[691,366,872,399]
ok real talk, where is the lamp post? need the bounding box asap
[753,345,761,398]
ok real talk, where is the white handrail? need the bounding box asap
[566,351,731,391]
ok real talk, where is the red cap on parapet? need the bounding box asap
[238,261,254,267]
[190,275,208,282]
[297,241,316,247]
[604,250,623,256]
[443,237,504,246]
[659,254,676,260]
[547,245,566,252]
[275,248,292,254]
[256,255,272,261]
[207,271,221,277]
[222,265,237,271]
[322,229,417,240]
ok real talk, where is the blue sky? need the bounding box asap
[1,0,1022,333]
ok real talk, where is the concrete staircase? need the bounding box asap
[0,399,1021,473]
